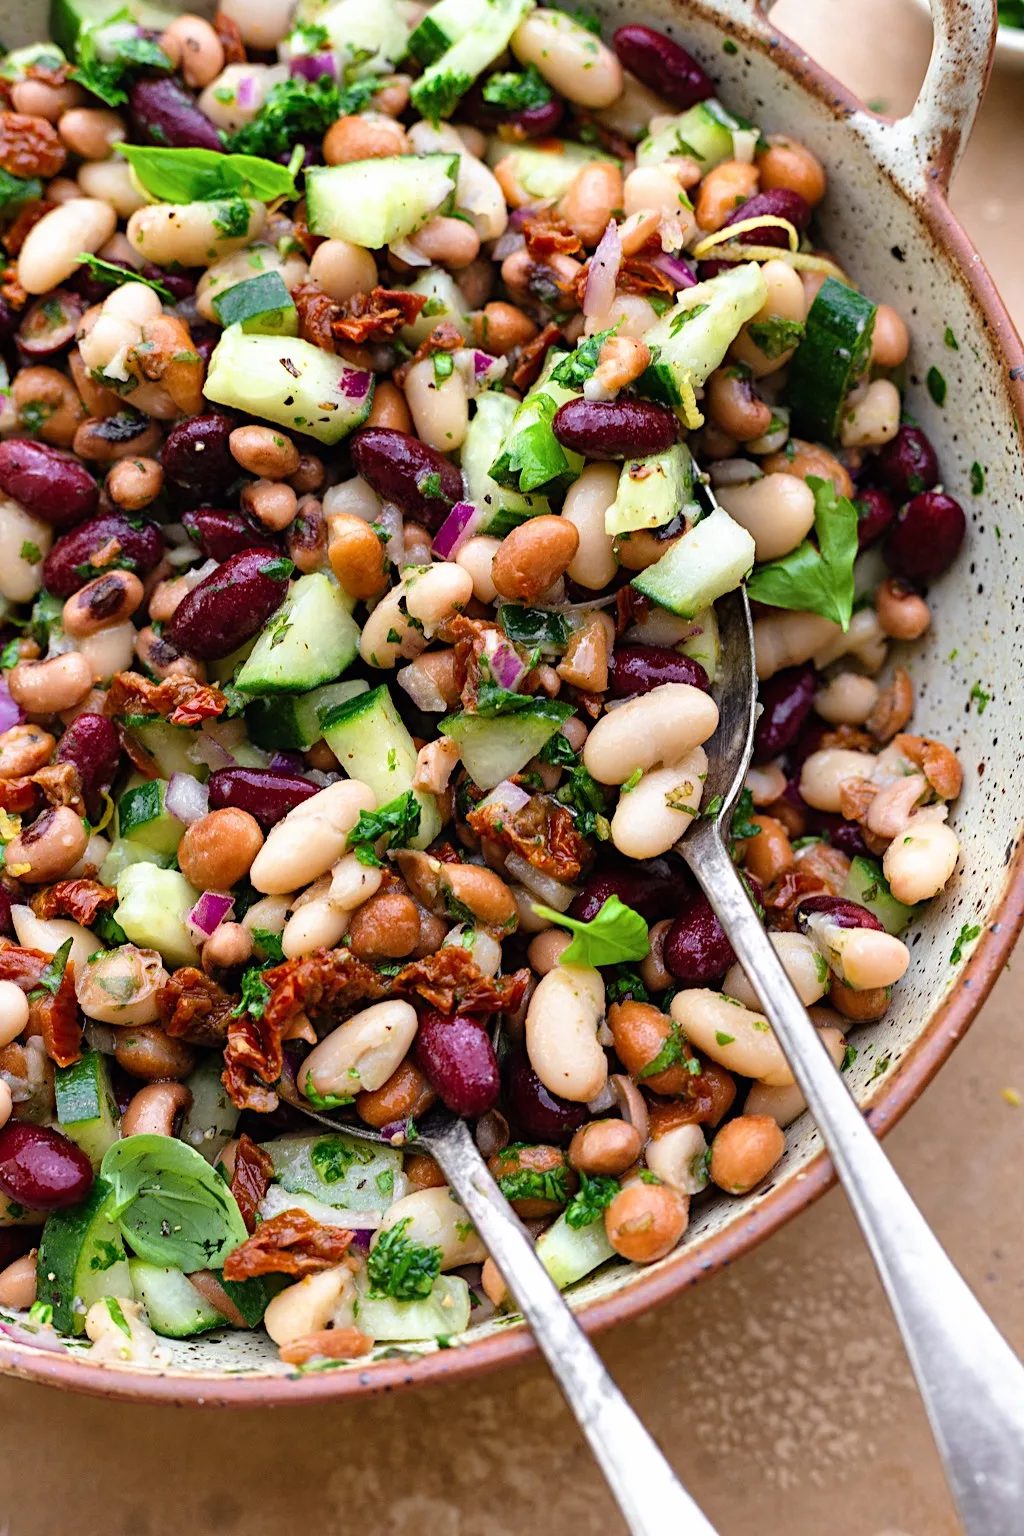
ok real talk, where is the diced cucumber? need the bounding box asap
[246,678,369,752]
[212,271,298,337]
[406,0,492,64]
[210,636,257,685]
[128,1260,223,1339]
[607,442,697,537]
[484,139,619,202]
[50,0,176,52]
[410,0,533,120]
[179,1055,240,1166]
[98,837,172,886]
[488,353,584,497]
[842,855,919,935]
[356,1273,471,1340]
[631,505,756,618]
[317,0,411,77]
[306,154,459,249]
[116,778,182,857]
[204,326,374,447]
[439,699,573,790]
[462,392,551,534]
[36,1178,134,1335]
[321,684,442,848]
[265,1132,405,1211]
[786,277,877,444]
[398,268,471,347]
[54,1050,120,1171]
[114,864,200,969]
[234,572,361,696]
[635,99,737,170]
[120,716,208,782]
[637,263,768,419]
[534,1209,615,1290]
[679,605,720,684]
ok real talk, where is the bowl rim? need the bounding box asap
[908,0,1024,54]
[4,3,1024,1408]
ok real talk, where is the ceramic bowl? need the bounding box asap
[909,0,1024,69]
[1,0,1021,1405]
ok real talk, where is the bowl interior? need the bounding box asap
[1,0,1023,1396]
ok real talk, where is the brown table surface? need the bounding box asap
[5,3,1024,1532]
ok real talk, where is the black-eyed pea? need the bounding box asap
[120,1079,191,1138]
[5,806,88,883]
[0,724,55,776]
[242,895,292,950]
[240,478,298,532]
[604,1178,689,1262]
[670,988,794,1087]
[374,1185,485,1269]
[525,964,607,1103]
[709,1114,786,1195]
[8,654,94,715]
[286,495,328,574]
[569,1119,643,1177]
[63,570,144,638]
[73,414,163,463]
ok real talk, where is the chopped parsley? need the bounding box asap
[302,1082,354,1112]
[638,1020,690,1080]
[870,1053,892,1081]
[27,938,72,1001]
[669,302,709,338]
[621,767,643,793]
[228,74,375,159]
[538,731,578,767]
[747,316,805,359]
[944,326,959,350]
[417,470,444,501]
[969,681,991,715]
[564,1173,619,1229]
[432,351,454,384]
[481,64,553,112]
[567,8,603,33]
[970,461,985,495]
[555,763,611,841]
[346,790,422,866]
[722,36,739,53]
[212,195,252,239]
[841,1044,858,1072]
[0,638,20,671]
[730,786,761,843]
[549,326,615,389]
[251,928,285,964]
[19,541,40,565]
[231,965,271,1021]
[497,1151,572,1207]
[367,1216,442,1301]
[926,366,947,407]
[950,922,981,965]
[604,967,649,1005]
[714,1030,735,1047]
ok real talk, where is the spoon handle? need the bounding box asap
[682,822,1024,1536]
[425,1114,720,1536]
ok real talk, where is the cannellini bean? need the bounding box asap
[0,502,51,603]
[299,999,419,1097]
[264,1265,352,1347]
[0,978,29,1049]
[745,1021,847,1127]
[883,814,960,904]
[511,9,623,108]
[799,747,876,813]
[403,563,473,636]
[220,0,295,50]
[250,779,376,893]
[754,610,841,681]
[18,198,116,295]
[407,119,508,242]
[359,588,424,669]
[525,964,608,1103]
[645,1123,709,1195]
[722,931,828,1011]
[197,245,308,322]
[839,379,901,449]
[127,199,265,269]
[670,988,795,1087]
[731,259,807,376]
[583,683,719,785]
[610,746,707,858]
[281,897,349,959]
[11,906,96,979]
[403,358,469,452]
[329,852,383,910]
[455,536,500,604]
[813,607,887,675]
[716,474,816,563]
[814,671,880,726]
[561,463,619,590]
[78,158,148,218]
[803,914,910,990]
[376,1185,486,1268]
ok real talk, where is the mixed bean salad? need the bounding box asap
[0,0,967,1368]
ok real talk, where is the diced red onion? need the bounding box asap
[165,771,210,825]
[0,680,23,735]
[397,659,449,713]
[477,778,532,818]
[186,729,235,772]
[484,631,526,691]
[504,851,577,909]
[0,1321,65,1352]
[236,74,257,109]
[491,229,525,261]
[432,500,483,560]
[583,220,622,318]
[186,891,234,944]
[270,750,307,774]
[651,252,697,289]
[376,501,405,569]
[289,51,337,81]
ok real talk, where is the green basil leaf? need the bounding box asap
[531,895,650,967]
[101,1134,249,1272]
[745,475,858,630]
[115,143,298,205]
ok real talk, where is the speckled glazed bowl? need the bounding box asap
[0,0,1019,1406]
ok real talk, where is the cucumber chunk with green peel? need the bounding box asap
[679,606,720,684]
[631,505,756,618]
[204,326,374,447]
[115,864,200,968]
[462,392,551,534]
[321,685,442,848]
[234,572,361,696]
[398,269,471,347]
[50,0,177,51]
[637,263,768,419]
[484,139,619,202]
[116,778,182,856]
[355,1273,471,1340]
[842,855,919,935]
[786,278,877,444]
[635,99,737,170]
[488,353,584,497]
[55,1050,120,1171]
[99,837,172,886]
[607,442,697,537]
[36,1179,134,1335]
[306,154,459,249]
[439,699,574,790]
[265,1132,405,1211]
[405,0,495,64]
[119,716,208,782]
[212,271,298,337]
[409,0,534,120]
[534,1208,615,1290]
[315,0,411,78]
[179,1056,241,1166]
[246,678,369,752]
[128,1261,224,1339]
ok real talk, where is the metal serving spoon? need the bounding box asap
[681,583,1024,1535]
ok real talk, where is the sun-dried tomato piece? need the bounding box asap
[394,319,466,386]
[615,257,678,297]
[468,795,591,882]
[293,281,341,352]
[392,945,529,1015]
[615,583,649,637]
[0,266,27,310]
[32,762,84,814]
[511,320,564,391]
[213,9,246,62]
[278,1327,373,1364]
[0,778,36,814]
[222,1209,354,1280]
[0,112,65,179]
[0,944,83,1067]
[105,671,227,727]
[223,1060,278,1114]
[332,286,428,344]
[31,879,117,926]
[2,199,54,257]
[26,60,72,86]
[523,210,582,259]
[158,967,236,1046]
[230,1133,275,1234]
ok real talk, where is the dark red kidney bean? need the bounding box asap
[855,485,897,548]
[350,428,463,532]
[414,1009,500,1117]
[55,712,121,819]
[129,77,222,150]
[161,412,237,505]
[142,262,195,301]
[459,78,565,137]
[0,294,18,343]
[17,288,83,358]
[612,24,714,110]
[182,509,279,562]
[552,398,678,459]
[167,549,293,661]
[208,766,318,828]
[43,513,164,598]
[568,864,689,924]
[805,810,869,860]
[0,1122,93,1211]
[724,188,811,247]
[0,1225,36,1269]
[608,643,709,697]
[0,440,97,528]
[753,663,816,764]
[68,260,134,305]
[504,1051,588,1145]
[664,890,735,983]
[795,894,883,932]
[885,491,965,583]
[875,423,939,500]
[0,887,13,938]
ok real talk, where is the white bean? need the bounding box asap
[264,1265,352,1347]
[583,683,719,785]
[18,198,116,295]
[813,671,880,725]
[731,259,807,377]
[329,852,383,910]
[812,607,887,675]
[376,1185,486,1268]
[839,379,901,449]
[242,894,292,941]
[883,814,960,904]
[584,292,659,341]
[77,158,148,218]
[282,897,349,959]
[0,978,29,1049]
[645,1123,708,1194]
[716,473,816,563]
[309,239,378,304]
[745,1023,846,1126]
[77,620,136,682]
[359,589,424,669]
[0,502,51,603]
[610,746,707,858]
[403,563,473,636]
[722,931,828,1012]
[562,463,618,590]
[198,64,282,131]
[525,964,607,1102]
[670,988,795,1087]
[251,779,376,894]
[300,999,419,1098]
[754,610,840,681]
[455,536,500,603]
[799,748,875,813]
[511,9,623,107]
[403,358,469,452]
[220,0,295,49]
[11,906,96,981]
[407,119,508,242]
[803,913,909,990]
[127,199,266,269]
